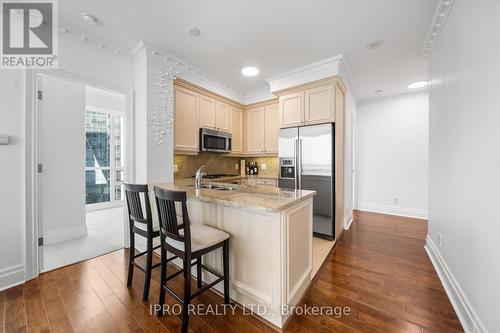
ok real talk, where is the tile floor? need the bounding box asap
[43,207,125,272]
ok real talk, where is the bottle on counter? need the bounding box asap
[250,162,254,175]
[246,162,250,175]
[254,162,258,175]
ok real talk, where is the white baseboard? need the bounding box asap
[43,224,88,245]
[357,202,428,219]
[0,264,25,291]
[425,236,487,333]
[344,210,353,230]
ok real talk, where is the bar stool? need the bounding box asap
[154,187,230,333]
[124,183,161,301]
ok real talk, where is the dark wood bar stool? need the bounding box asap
[124,183,161,301]
[153,187,230,333]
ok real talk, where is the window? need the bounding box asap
[85,108,125,206]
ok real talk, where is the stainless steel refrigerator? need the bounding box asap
[278,124,335,240]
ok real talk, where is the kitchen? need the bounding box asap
[162,71,346,328]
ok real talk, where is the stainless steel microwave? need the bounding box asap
[200,128,232,152]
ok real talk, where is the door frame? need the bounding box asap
[24,69,135,280]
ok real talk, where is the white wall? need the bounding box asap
[133,45,174,185]
[428,0,500,332]
[0,34,134,290]
[357,92,428,219]
[86,86,126,112]
[0,70,26,289]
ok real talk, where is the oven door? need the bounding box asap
[200,129,231,152]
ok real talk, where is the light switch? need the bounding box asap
[173,164,178,172]
[261,163,267,170]
[235,163,239,170]
[0,134,9,145]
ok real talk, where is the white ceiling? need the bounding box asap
[59,0,437,101]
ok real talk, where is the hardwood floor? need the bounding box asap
[0,211,463,333]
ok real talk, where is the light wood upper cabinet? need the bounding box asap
[279,91,304,128]
[231,106,243,153]
[215,101,231,132]
[245,107,265,154]
[199,95,216,129]
[305,84,335,124]
[264,104,279,153]
[174,86,199,153]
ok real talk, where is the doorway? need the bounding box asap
[37,73,128,272]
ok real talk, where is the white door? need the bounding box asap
[38,74,86,271]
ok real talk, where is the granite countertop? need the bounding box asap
[152,178,315,212]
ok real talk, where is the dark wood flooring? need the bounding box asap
[0,211,463,332]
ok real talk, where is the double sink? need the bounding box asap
[200,184,237,191]
[190,183,239,191]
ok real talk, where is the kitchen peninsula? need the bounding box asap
[152,179,316,328]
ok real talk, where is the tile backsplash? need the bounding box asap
[174,153,278,179]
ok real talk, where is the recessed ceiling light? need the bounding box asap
[241,66,259,77]
[187,26,201,37]
[81,13,98,25]
[366,40,384,50]
[408,81,428,89]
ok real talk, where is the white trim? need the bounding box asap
[357,202,428,219]
[25,70,39,281]
[86,200,124,212]
[425,236,487,333]
[344,210,353,230]
[266,55,343,93]
[43,224,88,245]
[0,264,25,291]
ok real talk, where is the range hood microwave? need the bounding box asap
[200,128,232,153]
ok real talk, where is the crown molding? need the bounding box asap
[266,55,344,93]
[243,87,276,105]
[421,0,456,57]
[337,57,358,102]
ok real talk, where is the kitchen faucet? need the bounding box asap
[195,165,207,189]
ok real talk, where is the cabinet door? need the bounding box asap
[245,107,265,154]
[199,95,216,129]
[231,106,243,153]
[264,103,279,153]
[216,101,231,132]
[279,91,304,128]
[305,84,335,124]
[174,86,199,152]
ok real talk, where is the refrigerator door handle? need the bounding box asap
[294,139,299,189]
[298,138,303,190]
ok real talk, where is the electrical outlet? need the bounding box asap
[261,163,267,170]
[437,233,442,247]
[173,164,178,172]
[393,197,399,204]
[235,163,239,170]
